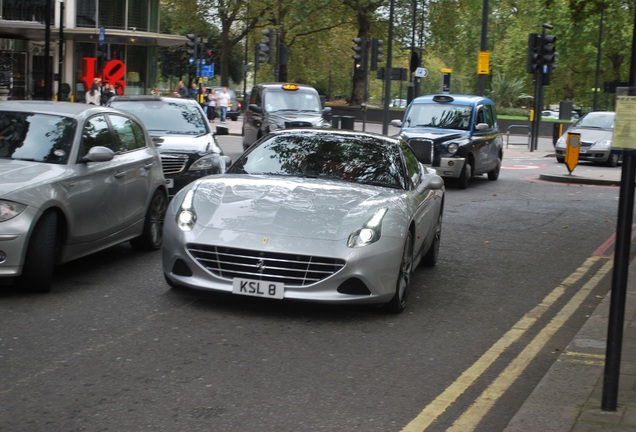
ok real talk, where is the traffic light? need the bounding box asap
[186,33,197,58]
[352,37,366,71]
[205,48,213,66]
[370,38,383,71]
[526,33,540,74]
[541,33,556,85]
[259,29,274,64]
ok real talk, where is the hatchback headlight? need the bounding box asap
[0,200,27,222]
[347,208,388,248]
[591,139,612,150]
[556,136,566,148]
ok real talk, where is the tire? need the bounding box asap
[20,212,58,293]
[556,157,565,164]
[131,189,167,251]
[457,159,472,189]
[606,153,619,167]
[385,231,413,313]
[487,157,501,181]
[422,205,443,267]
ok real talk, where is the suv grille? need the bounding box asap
[187,244,345,286]
[161,153,188,175]
[409,139,434,164]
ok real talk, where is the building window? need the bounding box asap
[99,0,126,30]
[76,0,97,27]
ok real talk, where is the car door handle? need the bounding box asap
[114,171,126,179]
[143,162,154,170]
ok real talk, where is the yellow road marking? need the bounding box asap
[447,259,612,431]
[401,256,605,432]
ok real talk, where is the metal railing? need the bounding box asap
[506,124,531,149]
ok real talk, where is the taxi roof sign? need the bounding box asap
[281,84,300,91]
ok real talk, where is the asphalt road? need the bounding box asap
[0,139,622,431]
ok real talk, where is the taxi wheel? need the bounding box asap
[487,157,501,181]
[385,230,413,313]
[457,159,472,189]
[21,211,58,293]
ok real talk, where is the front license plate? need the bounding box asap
[232,278,284,299]
[166,178,174,188]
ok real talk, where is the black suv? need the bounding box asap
[108,96,231,196]
[242,83,331,150]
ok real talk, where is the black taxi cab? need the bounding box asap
[391,94,503,188]
[242,83,332,150]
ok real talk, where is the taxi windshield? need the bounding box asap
[263,90,321,113]
[404,103,473,131]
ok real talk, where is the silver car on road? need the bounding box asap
[0,101,168,293]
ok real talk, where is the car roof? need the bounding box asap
[0,100,120,117]
[109,95,198,105]
[411,94,494,105]
[256,83,319,92]
[268,127,400,145]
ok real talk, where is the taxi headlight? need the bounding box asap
[268,123,280,132]
[447,143,459,154]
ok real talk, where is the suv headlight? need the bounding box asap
[189,153,223,172]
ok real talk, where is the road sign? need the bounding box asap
[415,67,428,78]
[201,63,214,78]
[565,132,581,174]
[99,27,105,46]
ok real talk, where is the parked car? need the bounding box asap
[107,95,231,196]
[242,83,332,150]
[211,87,241,121]
[391,94,504,188]
[390,99,408,108]
[163,129,445,313]
[0,101,168,292]
[542,110,579,120]
[555,111,619,166]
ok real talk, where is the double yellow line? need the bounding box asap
[402,255,613,431]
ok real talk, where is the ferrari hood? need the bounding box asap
[185,175,397,240]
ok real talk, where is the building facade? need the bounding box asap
[0,0,183,101]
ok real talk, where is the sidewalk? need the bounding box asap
[220,116,636,430]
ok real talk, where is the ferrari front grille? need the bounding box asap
[409,139,434,164]
[161,153,189,175]
[187,244,345,287]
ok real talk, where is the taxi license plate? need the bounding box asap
[166,179,174,188]
[232,278,284,299]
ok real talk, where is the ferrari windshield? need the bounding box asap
[0,112,76,164]
[229,132,405,189]
[403,103,473,131]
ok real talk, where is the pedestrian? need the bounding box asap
[188,82,198,100]
[207,88,218,122]
[85,78,101,105]
[175,80,187,98]
[200,85,208,115]
[100,82,116,105]
[218,86,231,123]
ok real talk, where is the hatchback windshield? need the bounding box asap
[263,90,321,113]
[0,112,76,164]
[574,112,614,129]
[403,103,473,131]
[110,100,208,135]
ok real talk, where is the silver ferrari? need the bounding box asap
[162,129,444,312]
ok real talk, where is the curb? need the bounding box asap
[538,173,621,186]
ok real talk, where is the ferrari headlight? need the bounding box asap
[189,153,222,172]
[177,189,196,231]
[591,139,612,150]
[447,143,459,154]
[347,208,388,248]
[0,200,27,222]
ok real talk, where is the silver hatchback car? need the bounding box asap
[0,101,168,293]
